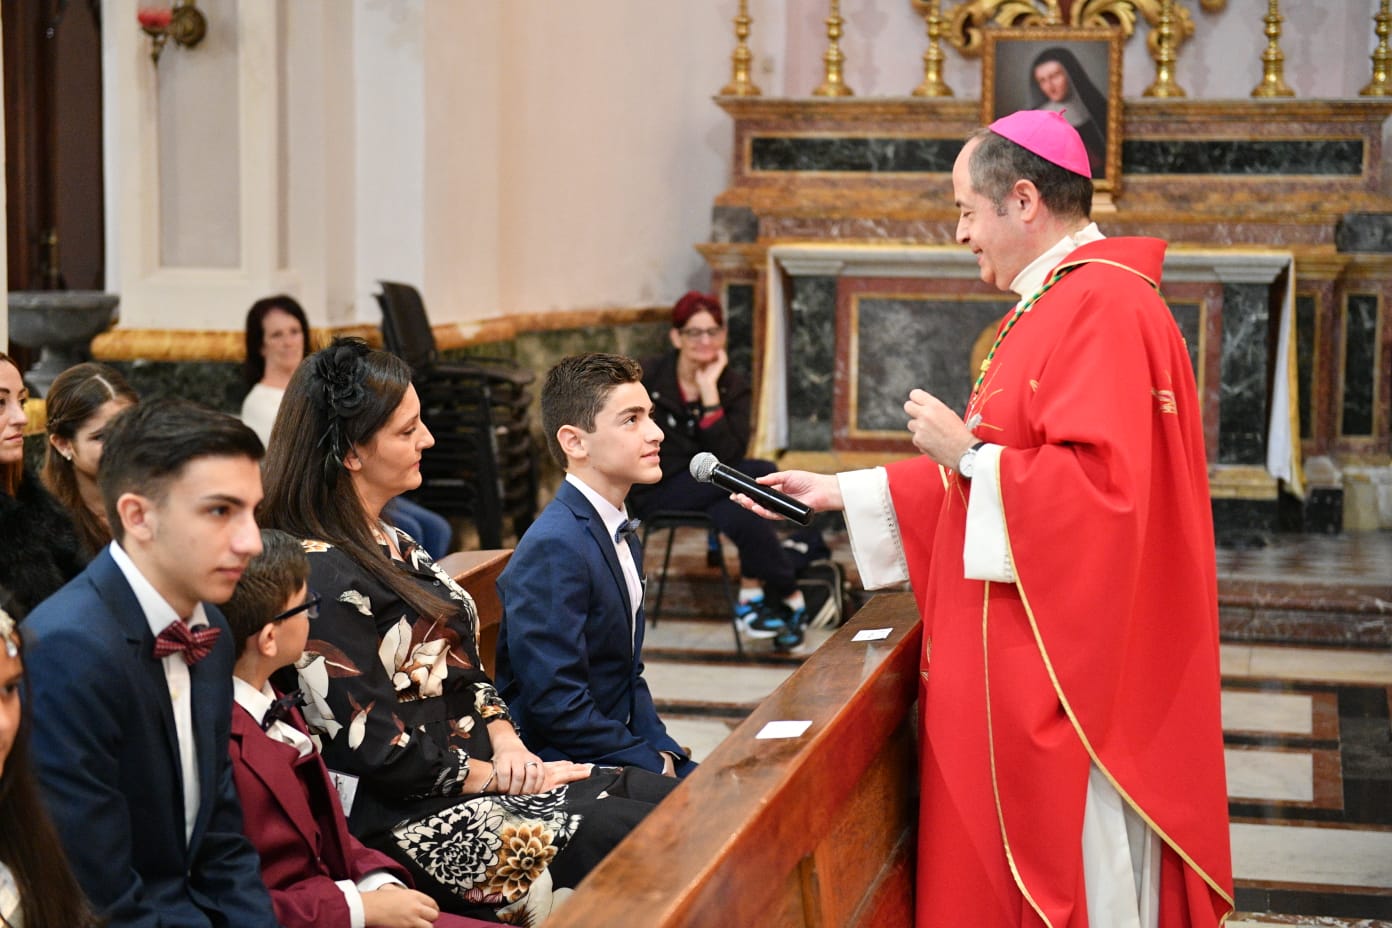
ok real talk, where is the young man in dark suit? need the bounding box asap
[224,528,486,928]
[495,353,694,778]
[21,399,278,927]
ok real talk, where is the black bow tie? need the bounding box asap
[261,689,307,731]
[614,518,642,543]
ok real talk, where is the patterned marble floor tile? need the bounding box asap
[1226,748,1314,803]
[1231,823,1392,888]
[1224,690,1315,736]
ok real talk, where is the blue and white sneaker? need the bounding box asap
[741,600,787,639]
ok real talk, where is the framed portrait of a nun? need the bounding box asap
[982,28,1123,195]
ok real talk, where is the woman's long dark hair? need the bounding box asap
[259,337,444,621]
[0,620,102,927]
[0,354,25,498]
[242,294,311,392]
[41,363,139,555]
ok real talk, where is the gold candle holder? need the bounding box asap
[912,0,953,97]
[1251,0,1294,98]
[812,0,854,97]
[1361,0,1391,96]
[721,0,762,97]
[1143,0,1185,97]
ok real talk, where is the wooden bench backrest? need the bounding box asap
[547,591,922,928]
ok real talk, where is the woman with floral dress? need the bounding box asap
[260,338,676,924]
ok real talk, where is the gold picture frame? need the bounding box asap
[981,27,1124,195]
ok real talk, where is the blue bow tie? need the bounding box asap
[614,518,642,543]
[261,689,307,731]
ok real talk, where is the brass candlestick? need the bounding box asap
[1251,0,1294,98]
[721,0,761,97]
[1143,0,1185,97]
[812,0,854,97]
[1361,0,1392,96]
[912,0,953,97]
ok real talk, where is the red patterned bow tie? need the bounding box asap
[153,621,221,665]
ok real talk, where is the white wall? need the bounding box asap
[94,0,1389,333]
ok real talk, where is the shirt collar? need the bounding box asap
[108,540,210,638]
[232,677,275,721]
[1009,222,1105,300]
[565,472,630,542]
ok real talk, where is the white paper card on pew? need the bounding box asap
[756,720,813,739]
[852,627,892,641]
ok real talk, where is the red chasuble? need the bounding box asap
[885,237,1233,927]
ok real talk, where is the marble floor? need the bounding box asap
[640,529,1392,926]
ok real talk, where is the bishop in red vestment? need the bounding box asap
[743,112,1234,927]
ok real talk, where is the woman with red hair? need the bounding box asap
[630,292,807,647]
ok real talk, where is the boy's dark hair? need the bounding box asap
[967,126,1093,221]
[223,529,311,659]
[98,398,265,543]
[541,353,644,469]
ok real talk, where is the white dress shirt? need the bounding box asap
[566,473,643,647]
[109,540,207,847]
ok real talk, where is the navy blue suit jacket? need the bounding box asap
[495,480,694,776]
[22,548,277,928]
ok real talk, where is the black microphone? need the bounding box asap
[690,453,813,525]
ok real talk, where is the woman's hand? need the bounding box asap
[693,349,728,405]
[539,760,593,791]
[488,741,547,795]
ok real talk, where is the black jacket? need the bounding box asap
[0,472,85,620]
[631,350,753,502]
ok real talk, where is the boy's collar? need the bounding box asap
[565,473,631,539]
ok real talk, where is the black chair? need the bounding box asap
[375,281,538,548]
[640,511,744,657]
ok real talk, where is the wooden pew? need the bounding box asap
[438,549,511,677]
[548,592,923,928]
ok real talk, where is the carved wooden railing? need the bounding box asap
[548,592,923,928]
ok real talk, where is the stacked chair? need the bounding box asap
[375,280,538,549]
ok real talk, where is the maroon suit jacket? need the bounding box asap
[229,699,492,928]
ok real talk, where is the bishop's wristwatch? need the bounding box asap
[956,441,986,479]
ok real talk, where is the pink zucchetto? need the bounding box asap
[988,109,1091,178]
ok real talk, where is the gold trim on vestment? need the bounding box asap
[991,424,1236,920]
[981,579,1054,927]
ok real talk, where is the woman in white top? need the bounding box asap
[241,295,454,558]
[241,294,311,447]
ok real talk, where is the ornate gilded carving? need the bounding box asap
[938,1,1226,60]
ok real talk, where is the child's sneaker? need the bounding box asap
[741,600,786,639]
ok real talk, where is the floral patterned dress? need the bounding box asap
[292,529,671,923]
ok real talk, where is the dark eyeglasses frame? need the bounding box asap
[678,325,725,341]
[272,592,321,623]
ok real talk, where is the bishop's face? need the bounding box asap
[952,138,1033,293]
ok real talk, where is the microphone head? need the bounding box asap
[690,453,718,483]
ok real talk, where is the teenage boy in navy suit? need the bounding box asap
[224,528,487,928]
[22,399,278,927]
[495,353,694,777]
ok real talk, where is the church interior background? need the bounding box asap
[3,1,1390,924]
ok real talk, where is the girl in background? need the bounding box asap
[42,362,140,557]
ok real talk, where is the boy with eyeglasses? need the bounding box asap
[224,528,486,928]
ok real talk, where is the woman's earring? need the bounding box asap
[62,451,73,461]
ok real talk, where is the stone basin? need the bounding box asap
[7,290,120,396]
